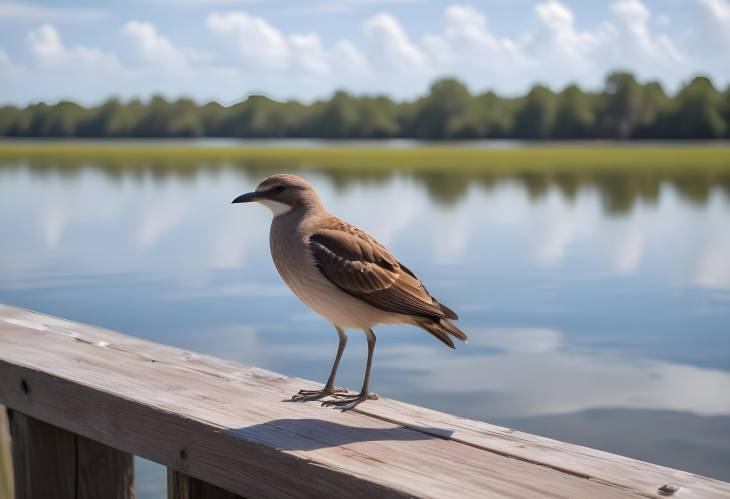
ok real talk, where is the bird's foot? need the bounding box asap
[291,386,346,402]
[321,391,378,411]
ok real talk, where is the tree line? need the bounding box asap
[2,72,729,140]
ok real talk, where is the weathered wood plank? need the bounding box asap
[0,304,728,498]
[9,411,76,499]
[8,410,136,499]
[77,434,135,499]
[168,469,243,499]
[0,407,14,499]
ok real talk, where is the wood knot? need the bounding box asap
[658,484,679,496]
[20,379,30,395]
[179,449,188,461]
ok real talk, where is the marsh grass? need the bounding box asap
[0,143,729,172]
[1,142,729,212]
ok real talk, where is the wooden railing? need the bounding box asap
[0,303,728,498]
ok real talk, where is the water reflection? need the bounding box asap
[2,155,730,214]
[1,156,729,486]
[498,409,730,483]
[379,327,730,418]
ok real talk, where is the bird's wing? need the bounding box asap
[308,223,454,321]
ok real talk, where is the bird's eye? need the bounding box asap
[275,185,286,193]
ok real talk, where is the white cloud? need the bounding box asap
[530,1,600,64]
[531,189,598,267]
[206,11,369,76]
[146,0,255,4]
[694,238,730,289]
[610,0,682,63]
[206,11,291,70]
[330,40,369,72]
[122,21,188,70]
[278,0,422,15]
[0,1,107,22]
[697,0,730,25]
[289,33,329,74]
[422,5,524,70]
[471,327,562,353]
[691,195,730,290]
[2,1,729,104]
[26,24,120,70]
[382,328,730,418]
[609,224,645,274]
[40,204,67,248]
[286,33,370,74]
[0,48,15,71]
[414,0,685,91]
[364,12,426,70]
[431,195,474,264]
[134,194,187,249]
[695,0,730,54]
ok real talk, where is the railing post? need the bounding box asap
[1,406,13,499]
[167,469,244,499]
[8,410,135,499]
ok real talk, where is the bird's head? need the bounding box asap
[232,173,322,216]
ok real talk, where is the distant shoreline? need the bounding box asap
[1,141,729,170]
[3,138,730,149]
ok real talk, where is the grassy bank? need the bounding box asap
[1,142,729,172]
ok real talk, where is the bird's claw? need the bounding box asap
[321,392,377,411]
[291,386,346,402]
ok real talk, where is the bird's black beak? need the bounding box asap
[232,192,260,204]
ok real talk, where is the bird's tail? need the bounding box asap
[415,318,468,349]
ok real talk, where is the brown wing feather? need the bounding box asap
[309,225,446,321]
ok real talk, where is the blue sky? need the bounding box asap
[1,0,729,105]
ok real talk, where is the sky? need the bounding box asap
[0,0,729,106]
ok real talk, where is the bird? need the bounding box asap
[232,173,467,410]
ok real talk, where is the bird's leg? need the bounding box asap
[323,329,378,410]
[292,326,348,401]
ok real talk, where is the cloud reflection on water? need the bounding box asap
[2,158,730,483]
[380,327,730,419]
[2,163,730,292]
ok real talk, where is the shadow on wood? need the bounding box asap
[1,304,729,499]
[229,418,452,451]
[168,469,243,499]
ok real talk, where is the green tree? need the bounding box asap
[409,79,474,139]
[723,85,730,138]
[600,71,644,139]
[223,95,292,137]
[307,91,360,138]
[1,71,729,140]
[78,98,139,137]
[474,91,517,138]
[670,76,727,139]
[0,106,21,136]
[353,96,400,138]
[553,84,596,138]
[41,102,88,136]
[513,85,557,139]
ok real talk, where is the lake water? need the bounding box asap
[1,146,729,496]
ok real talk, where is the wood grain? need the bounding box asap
[0,304,728,498]
[8,410,135,499]
[77,434,135,499]
[0,407,12,499]
[168,469,243,499]
[10,411,76,499]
